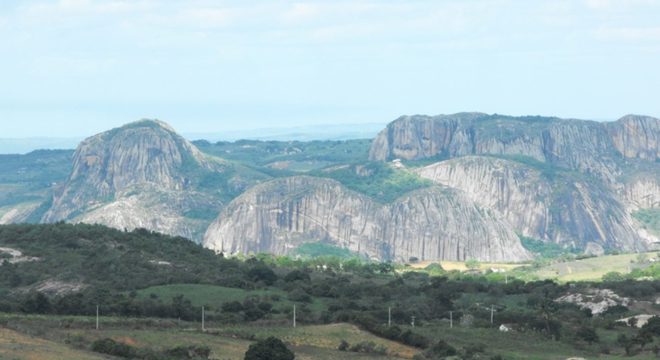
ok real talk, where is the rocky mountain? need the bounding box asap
[41,120,265,241]
[203,176,531,262]
[1,113,657,261]
[369,113,660,253]
[415,156,646,254]
[369,113,658,183]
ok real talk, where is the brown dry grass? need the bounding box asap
[0,327,107,360]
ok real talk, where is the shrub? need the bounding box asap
[338,340,349,351]
[349,341,387,355]
[165,345,211,359]
[222,301,244,313]
[91,338,136,358]
[288,288,312,303]
[425,340,457,358]
[576,326,599,345]
[244,337,294,360]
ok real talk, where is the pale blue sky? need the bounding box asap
[1,0,659,138]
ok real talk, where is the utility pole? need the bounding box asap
[293,304,297,328]
[490,305,494,325]
[202,306,205,332]
[388,307,391,328]
[449,311,453,329]
[411,316,415,328]
[96,305,99,330]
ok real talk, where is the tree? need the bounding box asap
[244,337,295,360]
[248,264,278,285]
[576,326,599,345]
[617,334,633,356]
[465,259,480,270]
[641,316,660,337]
[20,292,51,314]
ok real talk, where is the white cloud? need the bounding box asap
[24,0,152,15]
[595,26,660,41]
[584,0,658,10]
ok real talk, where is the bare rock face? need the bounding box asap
[607,115,659,161]
[416,156,648,252]
[42,120,226,241]
[622,176,660,210]
[369,113,660,253]
[416,156,552,241]
[369,113,654,182]
[203,176,531,262]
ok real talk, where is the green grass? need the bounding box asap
[136,284,284,307]
[210,323,417,358]
[412,322,645,360]
[633,208,660,237]
[519,235,577,259]
[293,242,358,259]
[135,283,327,313]
[528,252,658,282]
[0,314,407,360]
[312,162,432,203]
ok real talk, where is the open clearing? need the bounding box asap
[532,251,658,281]
[0,327,108,360]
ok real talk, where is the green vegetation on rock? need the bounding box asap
[312,162,432,203]
[632,208,660,237]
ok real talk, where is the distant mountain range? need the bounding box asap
[0,113,657,262]
[0,122,387,154]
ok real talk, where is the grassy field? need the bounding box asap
[530,252,658,282]
[0,327,109,360]
[209,323,417,359]
[0,314,410,360]
[408,260,524,271]
[412,321,653,360]
[1,313,654,360]
[135,283,327,312]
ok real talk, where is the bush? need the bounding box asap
[338,340,349,351]
[576,326,599,345]
[288,288,312,303]
[222,301,244,313]
[91,338,136,358]
[425,340,457,358]
[165,345,211,359]
[349,341,387,355]
[244,337,295,360]
[247,264,277,285]
[284,269,310,283]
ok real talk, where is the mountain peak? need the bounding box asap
[119,119,178,133]
[42,119,207,224]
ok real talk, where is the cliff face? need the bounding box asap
[369,113,660,253]
[607,115,659,161]
[415,156,647,253]
[370,113,660,183]
[416,157,552,241]
[42,120,229,241]
[203,176,531,262]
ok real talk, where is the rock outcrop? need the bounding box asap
[370,113,660,253]
[42,120,234,241]
[370,113,659,182]
[416,156,648,252]
[416,156,552,241]
[607,115,659,161]
[203,176,531,262]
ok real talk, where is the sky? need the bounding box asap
[1,0,660,138]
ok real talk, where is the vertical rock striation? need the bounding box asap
[203,176,531,262]
[42,120,227,241]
